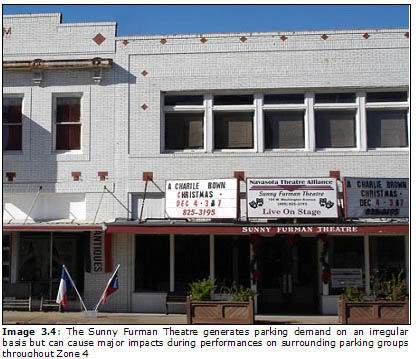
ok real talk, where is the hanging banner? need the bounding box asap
[343,177,409,218]
[165,178,238,219]
[247,177,338,218]
[90,231,111,273]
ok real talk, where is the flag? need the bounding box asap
[56,266,72,308]
[101,270,119,304]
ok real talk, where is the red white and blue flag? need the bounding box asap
[56,266,72,308]
[101,269,119,304]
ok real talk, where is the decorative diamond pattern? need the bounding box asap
[141,104,148,111]
[93,33,106,45]
[321,34,328,40]
[123,40,129,46]
[141,70,148,77]
[405,32,409,38]
[240,36,247,42]
[363,33,370,39]
[200,37,207,43]
[160,39,167,45]
[280,35,288,41]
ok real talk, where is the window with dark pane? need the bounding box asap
[214,95,254,105]
[2,97,22,151]
[174,235,209,292]
[135,235,170,291]
[214,112,254,149]
[165,112,204,150]
[367,110,408,148]
[164,95,204,106]
[264,94,304,105]
[315,93,356,103]
[366,92,407,103]
[56,97,81,150]
[315,110,356,148]
[264,111,305,149]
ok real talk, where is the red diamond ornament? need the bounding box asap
[93,33,106,45]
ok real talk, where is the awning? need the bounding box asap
[106,222,409,235]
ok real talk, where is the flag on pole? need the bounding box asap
[56,266,72,308]
[101,269,119,304]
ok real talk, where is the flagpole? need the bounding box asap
[63,265,88,312]
[94,264,120,311]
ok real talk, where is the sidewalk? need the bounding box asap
[3,311,339,325]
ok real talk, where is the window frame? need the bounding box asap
[2,95,24,152]
[162,94,206,153]
[364,91,409,151]
[262,93,307,151]
[160,89,408,154]
[313,92,360,151]
[52,93,83,153]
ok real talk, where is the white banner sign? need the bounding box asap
[165,178,238,219]
[90,231,105,273]
[343,177,409,218]
[331,268,363,288]
[247,177,338,218]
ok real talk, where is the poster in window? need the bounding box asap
[343,177,409,218]
[247,177,338,218]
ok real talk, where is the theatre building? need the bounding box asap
[3,13,409,315]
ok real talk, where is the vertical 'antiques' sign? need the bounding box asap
[165,178,238,219]
[90,231,105,273]
[247,177,338,218]
[343,177,409,218]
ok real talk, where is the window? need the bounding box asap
[135,235,170,291]
[264,111,305,149]
[165,113,204,150]
[365,91,408,149]
[163,95,205,151]
[2,97,22,151]
[370,236,406,290]
[315,93,356,103]
[367,110,408,148]
[175,235,209,291]
[214,112,254,149]
[213,95,255,150]
[315,110,356,148]
[55,96,81,151]
[3,234,11,283]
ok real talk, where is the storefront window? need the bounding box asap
[135,235,170,291]
[214,236,250,289]
[370,236,405,286]
[3,234,11,283]
[175,235,209,292]
[328,236,364,295]
[18,232,86,298]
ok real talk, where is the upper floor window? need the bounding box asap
[315,110,356,148]
[314,93,357,149]
[163,95,204,151]
[365,91,408,149]
[213,95,254,150]
[2,97,23,151]
[264,111,305,149]
[55,96,81,151]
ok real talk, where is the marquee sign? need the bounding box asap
[165,178,238,219]
[343,177,409,218]
[247,177,338,219]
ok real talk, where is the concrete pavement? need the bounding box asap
[3,311,339,325]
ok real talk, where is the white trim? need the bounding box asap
[205,94,213,153]
[255,94,264,153]
[305,92,315,151]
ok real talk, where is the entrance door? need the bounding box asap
[257,236,318,314]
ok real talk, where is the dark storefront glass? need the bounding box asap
[175,235,209,292]
[135,235,170,291]
[214,236,250,289]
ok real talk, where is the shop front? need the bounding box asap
[2,224,105,310]
[107,222,408,314]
